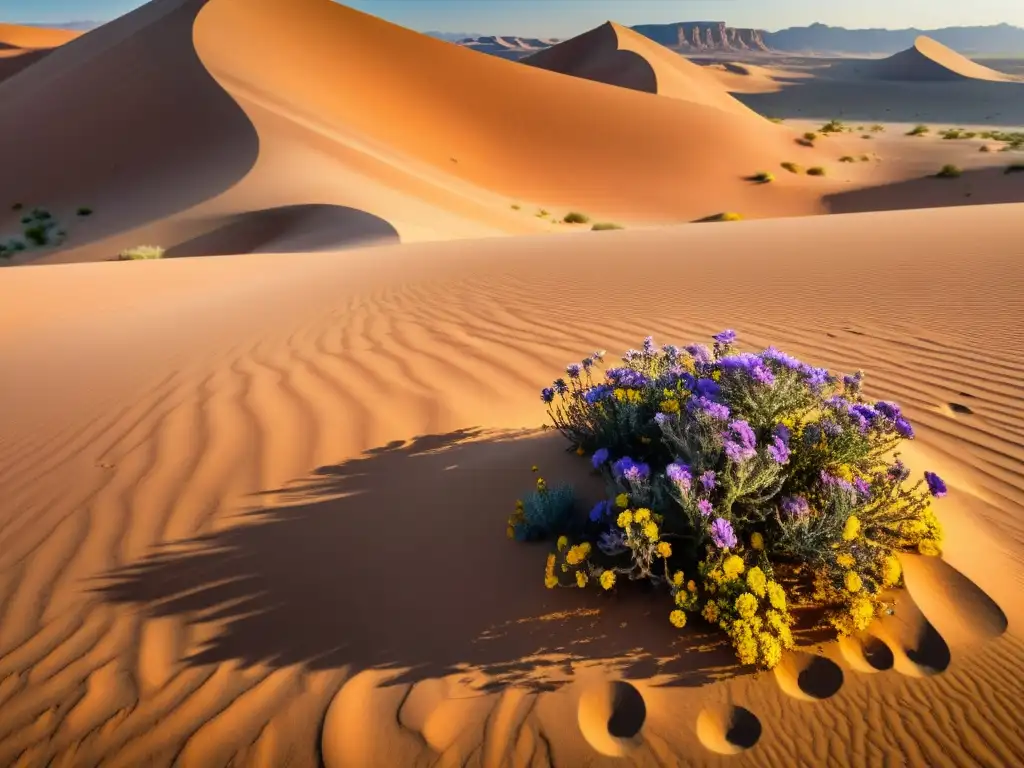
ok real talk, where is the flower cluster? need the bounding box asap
[520,332,946,669]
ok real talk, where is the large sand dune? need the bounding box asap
[522,21,758,115]
[0,23,81,83]
[860,35,1017,82]
[1,0,845,266]
[2,203,1024,765]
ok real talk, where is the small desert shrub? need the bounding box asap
[980,145,993,153]
[76,207,93,216]
[780,162,801,174]
[749,171,775,183]
[1005,163,1024,174]
[803,132,818,142]
[563,211,590,224]
[523,332,946,669]
[907,124,929,136]
[768,117,785,124]
[859,154,871,162]
[510,203,520,210]
[839,156,855,163]
[935,164,962,178]
[861,134,873,139]
[591,222,624,230]
[117,245,165,261]
[23,225,49,246]
[870,124,886,132]
[820,119,846,134]
[806,166,826,176]
[701,212,743,222]
[537,209,549,218]
[20,216,31,225]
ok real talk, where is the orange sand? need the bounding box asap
[1,2,1024,765]
[0,22,80,83]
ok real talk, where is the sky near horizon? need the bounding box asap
[3,0,1024,37]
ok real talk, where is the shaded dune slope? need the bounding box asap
[522,21,759,116]
[858,36,1016,82]
[0,0,259,260]
[0,204,1023,765]
[0,23,81,83]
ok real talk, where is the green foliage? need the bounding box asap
[117,245,165,261]
[907,124,930,136]
[820,119,846,134]
[508,476,576,542]
[803,132,818,142]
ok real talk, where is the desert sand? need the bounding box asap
[0,23,80,83]
[2,0,1024,765]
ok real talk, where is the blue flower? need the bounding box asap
[566,363,581,379]
[592,448,609,468]
[688,396,730,422]
[694,378,721,399]
[874,400,901,420]
[589,500,612,522]
[761,346,802,370]
[924,471,948,498]
[584,385,613,403]
[554,378,569,394]
[699,470,717,490]
[894,417,915,439]
[713,329,737,345]
[540,387,555,404]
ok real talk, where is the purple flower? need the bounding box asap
[589,500,612,522]
[699,470,717,491]
[874,400,901,420]
[924,471,948,498]
[888,459,911,482]
[685,344,713,364]
[592,350,606,361]
[540,387,555,404]
[773,423,791,444]
[723,420,757,463]
[661,344,681,360]
[850,403,879,430]
[801,366,832,389]
[694,378,721,399]
[843,370,864,394]
[853,477,872,498]
[780,495,810,518]
[821,419,843,437]
[654,412,671,427]
[624,462,651,482]
[581,357,594,371]
[720,353,775,386]
[554,378,569,395]
[611,457,635,479]
[592,448,609,468]
[894,417,915,439]
[605,367,649,388]
[643,336,656,354]
[713,330,737,345]
[566,363,581,379]
[761,346,802,370]
[584,385,613,403]
[767,435,790,464]
[666,462,693,490]
[710,517,737,549]
[821,470,856,495]
[697,499,714,517]
[688,396,731,422]
[848,410,870,434]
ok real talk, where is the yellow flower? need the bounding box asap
[845,570,863,593]
[557,536,568,552]
[723,555,745,580]
[515,499,524,510]
[766,581,787,611]
[849,595,876,631]
[671,571,685,588]
[643,521,659,541]
[536,477,547,492]
[531,466,538,473]
[687,580,697,593]
[656,541,672,558]
[709,568,724,584]
[615,493,630,509]
[575,447,585,456]
[882,555,902,587]
[566,544,591,566]
[835,465,854,482]
[918,539,941,557]
[745,566,767,598]
[750,532,764,551]
[759,633,783,669]
[616,510,633,529]
[669,610,687,629]
[711,370,722,382]
[702,601,719,623]
[576,570,589,588]
[659,399,680,414]
[600,570,616,590]
[634,508,651,523]
[836,553,855,569]
[735,593,758,619]
[545,553,556,572]
[506,525,515,539]
[843,515,861,541]
[545,575,559,589]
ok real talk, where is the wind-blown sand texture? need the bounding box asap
[1,203,1023,766]
[0,23,80,83]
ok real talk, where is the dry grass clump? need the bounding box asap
[780,161,801,174]
[839,156,855,163]
[117,245,165,261]
[563,211,590,224]
[748,171,775,183]
[935,164,962,179]
[699,212,743,223]
[907,124,930,136]
[806,166,826,176]
[591,222,624,231]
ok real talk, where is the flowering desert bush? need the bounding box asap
[510,332,946,670]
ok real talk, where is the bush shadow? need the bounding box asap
[95,427,742,693]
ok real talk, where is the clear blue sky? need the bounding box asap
[3,0,1024,37]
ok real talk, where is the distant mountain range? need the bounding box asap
[447,21,1024,58]
[24,21,101,31]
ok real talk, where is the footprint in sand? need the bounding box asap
[695,704,761,755]
[577,680,646,758]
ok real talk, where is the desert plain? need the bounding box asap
[1,0,1023,766]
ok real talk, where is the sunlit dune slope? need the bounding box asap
[860,35,1017,82]
[0,23,81,83]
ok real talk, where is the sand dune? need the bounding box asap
[522,21,760,116]
[0,23,81,83]
[860,35,1017,82]
[2,203,1024,765]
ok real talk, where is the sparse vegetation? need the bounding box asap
[870,124,886,132]
[563,211,590,224]
[510,204,520,210]
[701,212,743,222]
[537,209,549,218]
[591,222,624,231]
[980,145,993,153]
[839,156,855,163]
[820,119,847,134]
[749,171,775,183]
[935,164,962,178]
[16,206,62,248]
[780,162,802,174]
[939,128,978,140]
[117,245,165,261]
[907,124,930,136]
[803,132,819,142]
[768,117,785,123]
[1005,163,1024,174]
[806,166,827,176]
[861,134,873,139]
[859,154,871,162]
[77,207,94,216]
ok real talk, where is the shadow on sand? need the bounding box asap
[95,428,743,693]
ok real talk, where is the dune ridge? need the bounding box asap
[0,23,81,83]
[1,203,1024,764]
[861,35,1017,82]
